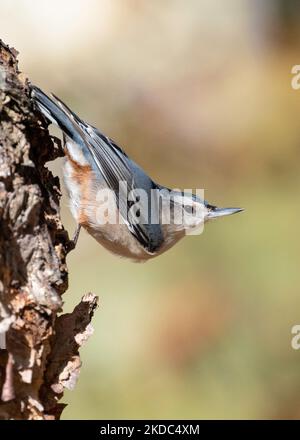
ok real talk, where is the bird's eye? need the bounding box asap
[185,205,195,215]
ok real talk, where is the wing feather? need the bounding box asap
[51,94,161,252]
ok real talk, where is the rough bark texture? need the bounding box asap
[0,40,98,419]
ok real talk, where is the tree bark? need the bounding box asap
[0,40,98,419]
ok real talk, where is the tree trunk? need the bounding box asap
[0,39,98,420]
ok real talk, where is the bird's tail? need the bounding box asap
[31,85,84,145]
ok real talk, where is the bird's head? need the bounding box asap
[162,190,243,236]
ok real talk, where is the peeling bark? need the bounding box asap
[0,40,98,420]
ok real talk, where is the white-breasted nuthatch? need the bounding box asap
[31,86,243,262]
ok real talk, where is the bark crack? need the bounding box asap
[0,39,98,420]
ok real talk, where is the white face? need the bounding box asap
[170,193,209,235]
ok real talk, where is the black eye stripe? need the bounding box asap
[184,205,195,214]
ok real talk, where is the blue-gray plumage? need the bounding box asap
[31,86,243,262]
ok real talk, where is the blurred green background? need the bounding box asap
[1,0,300,419]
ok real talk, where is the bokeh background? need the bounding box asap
[1,0,300,419]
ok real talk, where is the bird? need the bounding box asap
[31,86,243,262]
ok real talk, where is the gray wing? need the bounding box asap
[50,94,164,253]
[86,127,164,253]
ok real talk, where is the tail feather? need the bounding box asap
[31,85,83,145]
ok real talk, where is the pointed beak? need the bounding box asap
[207,207,244,219]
